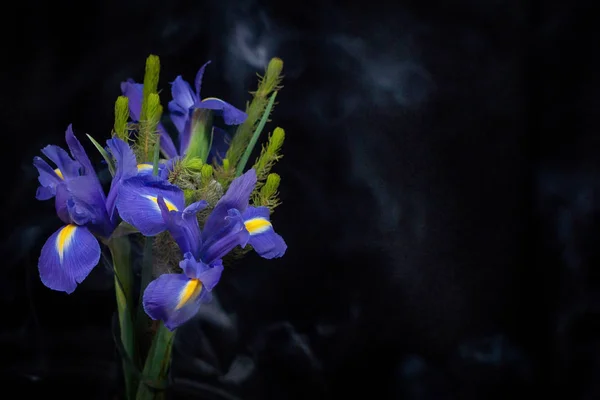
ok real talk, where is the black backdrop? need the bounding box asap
[1,0,599,398]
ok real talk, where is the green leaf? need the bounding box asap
[236,91,278,176]
[86,134,115,177]
[136,322,175,399]
[107,236,138,400]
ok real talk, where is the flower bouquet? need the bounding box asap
[32,55,287,399]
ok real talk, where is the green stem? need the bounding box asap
[108,236,138,400]
[235,91,278,176]
[136,323,175,399]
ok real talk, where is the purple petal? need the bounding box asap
[158,196,207,258]
[242,206,287,259]
[38,224,101,294]
[157,124,179,159]
[33,156,62,200]
[194,61,211,98]
[197,98,248,126]
[196,259,223,291]
[202,169,257,241]
[201,209,250,264]
[142,272,210,331]
[168,109,189,137]
[55,183,72,224]
[121,79,143,121]
[207,127,231,164]
[106,138,137,221]
[66,176,113,237]
[40,145,81,180]
[116,175,185,236]
[178,253,223,290]
[65,125,98,180]
[177,115,193,156]
[171,76,197,112]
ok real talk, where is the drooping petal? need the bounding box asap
[158,196,207,258]
[38,224,101,294]
[116,175,185,236]
[33,156,63,200]
[66,175,114,237]
[106,138,137,221]
[170,76,197,112]
[201,209,250,264]
[40,145,81,180]
[142,272,209,331]
[121,80,179,158]
[242,206,287,259]
[202,169,257,241]
[197,97,248,126]
[194,61,211,98]
[207,127,231,164]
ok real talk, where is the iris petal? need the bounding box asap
[66,175,113,237]
[157,196,207,258]
[171,76,197,112]
[40,145,81,180]
[201,209,250,264]
[38,224,101,294]
[142,272,208,331]
[202,169,257,241]
[194,61,211,98]
[242,206,287,259]
[197,98,248,126]
[33,156,62,200]
[106,138,137,220]
[178,253,224,290]
[116,176,185,236]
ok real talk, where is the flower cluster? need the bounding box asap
[33,56,287,331]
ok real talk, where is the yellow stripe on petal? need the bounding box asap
[54,168,64,180]
[202,97,224,103]
[55,224,77,262]
[137,163,153,172]
[142,195,179,211]
[244,217,272,235]
[176,278,203,310]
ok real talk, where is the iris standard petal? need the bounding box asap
[106,138,137,220]
[177,253,223,289]
[242,206,287,259]
[65,125,99,181]
[171,76,197,111]
[168,104,189,136]
[197,97,248,126]
[193,61,211,98]
[33,156,62,200]
[142,272,209,331]
[202,169,257,241]
[121,80,143,120]
[38,224,101,294]
[116,176,185,236]
[40,145,81,180]
[158,196,207,258]
[55,183,72,225]
[66,175,113,237]
[201,209,250,264]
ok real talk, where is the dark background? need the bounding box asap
[1,0,599,398]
